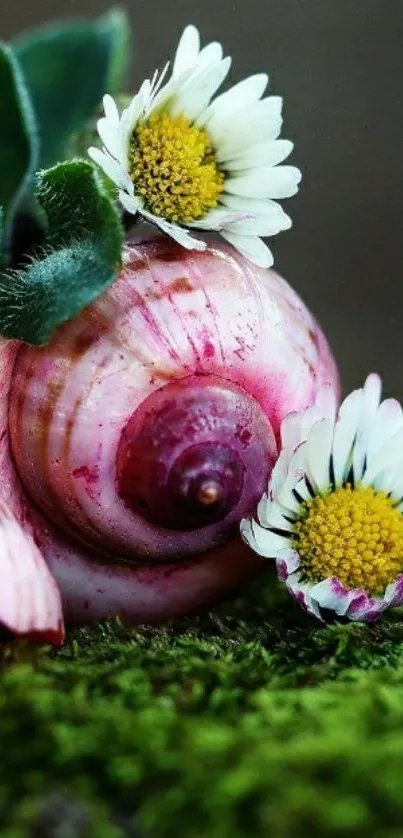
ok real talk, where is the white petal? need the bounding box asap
[384,576,403,608]
[275,548,301,581]
[126,80,152,120]
[363,399,403,500]
[308,580,387,623]
[189,208,250,231]
[241,518,291,558]
[309,578,353,617]
[305,418,334,492]
[222,211,292,237]
[161,225,207,251]
[120,84,151,156]
[256,492,269,524]
[362,398,403,485]
[268,448,294,501]
[170,57,232,122]
[222,194,286,214]
[195,41,223,71]
[281,412,306,452]
[220,231,274,268]
[225,165,302,199]
[151,62,170,98]
[172,25,201,77]
[316,384,338,425]
[225,139,294,171]
[332,389,363,486]
[221,195,292,236]
[145,72,177,114]
[118,190,142,215]
[293,476,312,502]
[140,208,207,251]
[362,425,403,486]
[262,500,295,531]
[364,373,382,406]
[103,94,120,126]
[352,373,382,479]
[211,95,281,146]
[285,572,322,619]
[197,73,269,128]
[273,488,302,517]
[88,147,131,191]
[240,518,265,556]
[280,443,308,490]
[367,399,403,460]
[386,462,403,502]
[97,117,121,158]
[275,445,309,512]
[213,97,283,159]
[257,493,296,528]
[281,388,336,453]
[372,466,395,494]
[241,518,264,557]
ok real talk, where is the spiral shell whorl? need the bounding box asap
[117,376,276,532]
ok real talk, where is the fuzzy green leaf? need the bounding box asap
[36,159,122,259]
[13,7,130,170]
[0,44,38,253]
[0,243,117,345]
[0,160,123,345]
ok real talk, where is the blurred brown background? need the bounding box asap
[2,1,403,395]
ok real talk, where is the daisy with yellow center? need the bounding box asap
[88,25,301,268]
[241,375,403,621]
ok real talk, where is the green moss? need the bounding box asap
[3,570,403,837]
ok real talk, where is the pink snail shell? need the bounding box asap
[0,237,339,626]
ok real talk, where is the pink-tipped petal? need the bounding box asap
[0,499,64,645]
[346,575,403,622]
[309,577,356,617]
[386,575,403,606]
[275,548,300,582]
[344,590,383,622]
[285,572,322,619]
[299,575,403,623]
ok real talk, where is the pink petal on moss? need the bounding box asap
[0,499,64,645]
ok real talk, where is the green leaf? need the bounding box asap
[13,7,130,170]
[103,8,131,94]
[0,160,123,345]
[0,243,118,346]
[37,159,122,259]
[0,44,38,254]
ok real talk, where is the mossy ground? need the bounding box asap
[2,569,403,837]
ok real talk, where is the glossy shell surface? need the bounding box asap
[5,237,339,622]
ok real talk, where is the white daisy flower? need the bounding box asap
[88,24,301,268]
[241,375,403,622]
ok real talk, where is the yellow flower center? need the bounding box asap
[294,485,403,594]
[129,113,224,224]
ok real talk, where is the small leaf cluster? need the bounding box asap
[0,8,128,345]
